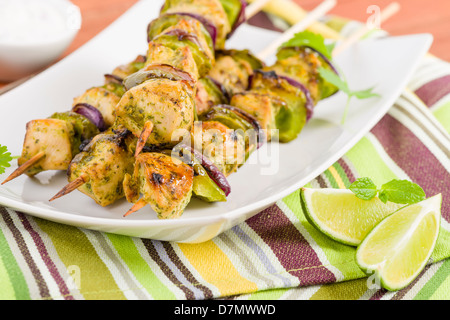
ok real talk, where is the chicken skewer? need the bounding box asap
[47,0,260,207]
[2,0,257,186]
[10,0,340,219]
[121,1,402,218]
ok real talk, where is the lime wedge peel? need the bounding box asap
[356,194,442,291]
[300,188,404,246]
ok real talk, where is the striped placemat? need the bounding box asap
[0,17,449,300]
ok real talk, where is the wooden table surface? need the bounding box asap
[1,0,449,88]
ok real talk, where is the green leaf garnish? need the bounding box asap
[349,178,426,205]
[280,31,334,59]
[0,145,13,175]
[318,67,380,125]
[349,177,378,200]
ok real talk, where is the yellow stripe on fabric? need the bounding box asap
[0,255,15,299]
[310,278,369,300]
[177,241,258,297]
[327,166,347,189]
[35,218,126,300]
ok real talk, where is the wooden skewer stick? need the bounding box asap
[123,198,147,217]
[135,121,154,158]
[256,0,337,61]
[49,172,90,201]
[245,0,272,20]
[1,152,45,185]
[332,2,401,57]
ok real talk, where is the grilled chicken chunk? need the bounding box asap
[230,92,282,141]
[208,54,253,95]
[115,78,195,146]
[192,120,246,176]
[146,42,199,82]
[67,130,134,207]
[266,48,322,104]
[18,119,75,176]
[72,87,120,127]
[123,152,194,219]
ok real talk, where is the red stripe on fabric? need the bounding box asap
[18,212,74,300]
[0,208,50,299]
[415,74,450,107]
[371,114,450,221]
[246,205,336,286]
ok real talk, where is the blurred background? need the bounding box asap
[1,0,449,87]
[66,0,450,59]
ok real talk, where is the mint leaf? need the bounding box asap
[349,178,378,200]
[0,145,13,175]
[318,67,380,124]
[379,180,426,205]
[280,31,333,59]
[352,87,380,99]
[318,67,350,94]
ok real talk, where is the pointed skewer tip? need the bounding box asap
[1,152,45,185]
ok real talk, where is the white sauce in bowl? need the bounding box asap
[0,0,77,44]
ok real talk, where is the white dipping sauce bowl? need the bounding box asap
[0,0,82,82]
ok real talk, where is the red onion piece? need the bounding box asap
[248,70,315,121]
[304,46,339,76]
[277,75,315,121]
[178,144,231,196]
[170,13,217,47]
[124,64,195,90]
[72,103,107,131]
[104,74,123,84]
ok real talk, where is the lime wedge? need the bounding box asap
[300,188,404,246]
[356,194,442,291]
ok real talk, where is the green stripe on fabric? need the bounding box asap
[0,226,29,300]
[413,259,450,300]
[345,136,400,185]
[0,256,15,299]
[106,234,176,300]
[332,162,352,188]
[35,218,126,300]
[323,170,339,189]
[310,278,369,300]
[281,191,365,281]
[247,288,289,300]
[428,260,450,300]
[433,101,450,133]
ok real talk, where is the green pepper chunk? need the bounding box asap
[193,166,227,203]
[147,14,214,56]
[166,148,227,203]
[152,33,212,77]
[249,71,308,143]
[276,47,339,100]
[218,0,243,29]
[49,111,100,155]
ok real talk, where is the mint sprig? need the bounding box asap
[0,145,13,175]
[318,67,380,125]
[349,178,426,205]
[280,30,334,59]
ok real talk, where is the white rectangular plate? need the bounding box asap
[0,0,432,243]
